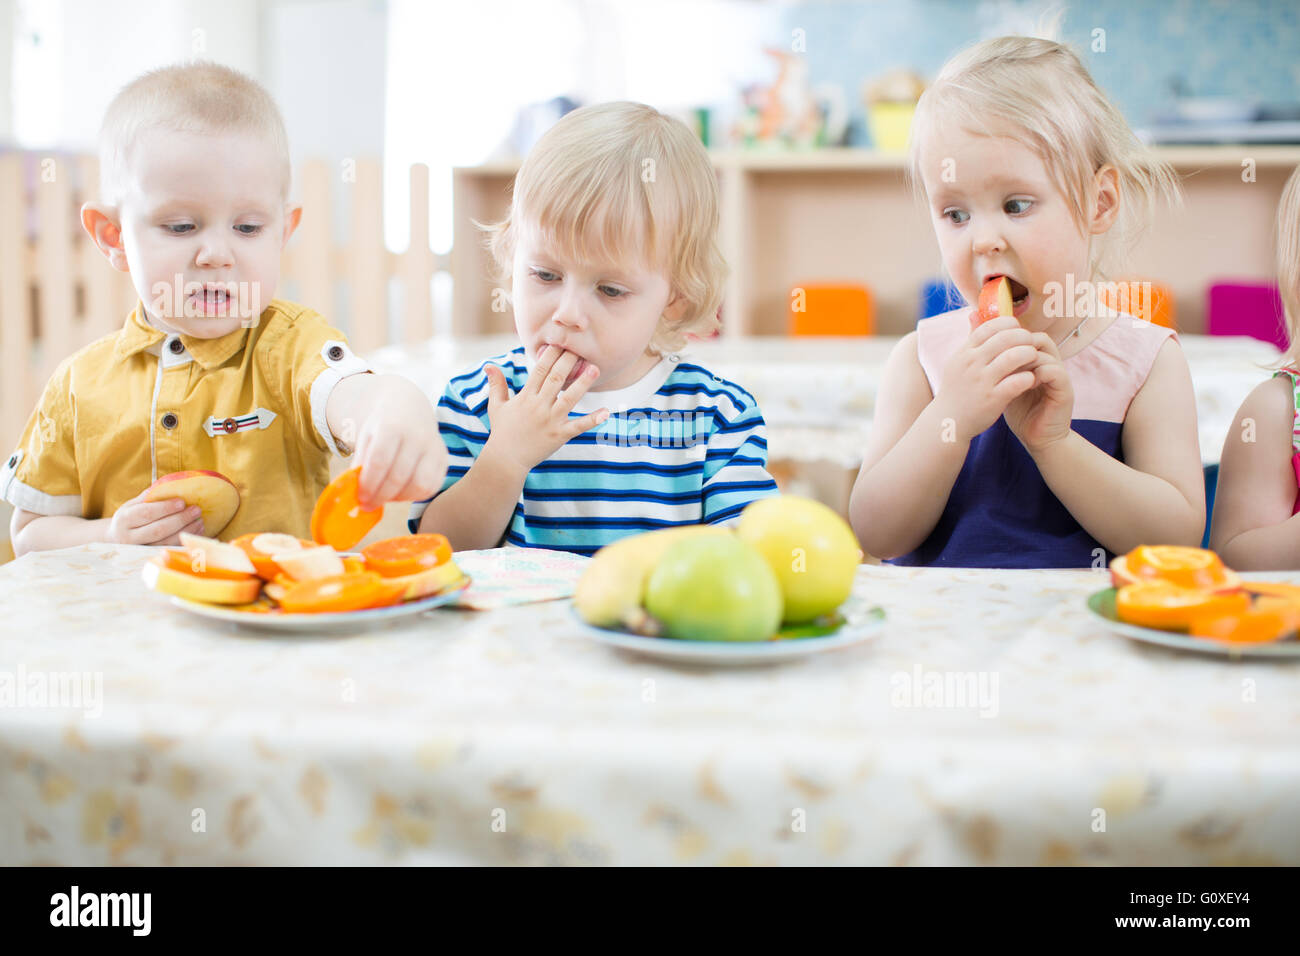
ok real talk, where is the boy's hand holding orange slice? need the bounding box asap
[311,467,383,550]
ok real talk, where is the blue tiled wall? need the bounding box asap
[780,0,1300,145]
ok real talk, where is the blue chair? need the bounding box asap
[920,278,964,322]
[1201,463,1218,549]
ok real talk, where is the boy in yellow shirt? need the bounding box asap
[2,62,446,555]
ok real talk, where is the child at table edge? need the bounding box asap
[1209,164,1300,569]
[2,62,447,556]
[849,35,1205,569]
[410,101,779,555]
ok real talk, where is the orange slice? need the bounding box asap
[1115,546,1241,592]
[278,571,385,614]
[311,467,381,550]
[364,577,411,609]
[362,534,452,578]
[1189,597,1300,643]
[1115,580,1250,631]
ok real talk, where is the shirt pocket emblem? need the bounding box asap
[202,407,278,437]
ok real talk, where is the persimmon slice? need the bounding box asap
[279,571,384,614]
[362,534,452,577]
[1115,581,1249,631]
[311,467,381,550]
[164,549,258,581]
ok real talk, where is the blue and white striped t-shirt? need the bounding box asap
[408,347,780,555]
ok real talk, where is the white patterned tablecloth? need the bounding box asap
[367,334,1282,468]
[2,544,1298,865]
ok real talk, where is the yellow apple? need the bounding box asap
[142,555,262,604]
[383,560,465,600]
[737,496,862,623]
[143,470,241,536]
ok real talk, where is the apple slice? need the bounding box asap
[272,545,344,581]
[143,471,241,536]
[977,276,1015,325]
[177,532,256,575]
[382,560,466,601]
[142,555,262,604]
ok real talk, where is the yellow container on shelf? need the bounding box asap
[867,102,916,154]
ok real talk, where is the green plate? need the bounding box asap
[1086,588,1300,659]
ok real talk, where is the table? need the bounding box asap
[3,544,1297,865]
[367,333,1282,468]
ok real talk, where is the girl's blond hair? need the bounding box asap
[908,35,1181,280]
[99,61,291,205]
[485,101,726,354]
[1276,165,1300,368]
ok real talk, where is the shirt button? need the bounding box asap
[327,345,345,362]
[222,417,238,434]
[161,412,178,430]
[168,339,185,354]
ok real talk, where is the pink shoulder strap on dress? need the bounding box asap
[1273,368,1300,515]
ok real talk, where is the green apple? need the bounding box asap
[644,536,782,642]
[737,496,861,623]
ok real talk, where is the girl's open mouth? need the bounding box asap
[1007,277,1031,317]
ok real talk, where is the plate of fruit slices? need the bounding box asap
[570,596,886,666]
[142,531,470,632]
[1086,545,1300,659]
[142,466,470,631]
[162,574,471,632]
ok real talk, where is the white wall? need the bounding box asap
[264,0,387,171]
[11,0,259,151]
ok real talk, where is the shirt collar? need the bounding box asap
[112,301,254,370]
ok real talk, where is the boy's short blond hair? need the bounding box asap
[909,35,1181,280]
[486,101,726,354]
[98,61,291,205]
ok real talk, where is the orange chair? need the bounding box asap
[789,283,874,336]
[1097,279,1175,330]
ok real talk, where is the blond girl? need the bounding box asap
[850,36,1203,567]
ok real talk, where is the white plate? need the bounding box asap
[1086,588,1300,659]
[570,596,885,666]
[162,577,471,632]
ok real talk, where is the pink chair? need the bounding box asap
[1206,282,1288,352]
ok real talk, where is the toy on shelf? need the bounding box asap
[862,69,926,154]
[733,48,847,149]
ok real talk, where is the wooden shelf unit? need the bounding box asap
[452,145,1300,337]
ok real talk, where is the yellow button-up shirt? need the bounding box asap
[1,299,370,540]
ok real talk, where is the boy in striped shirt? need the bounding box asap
[410,102,778,555]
